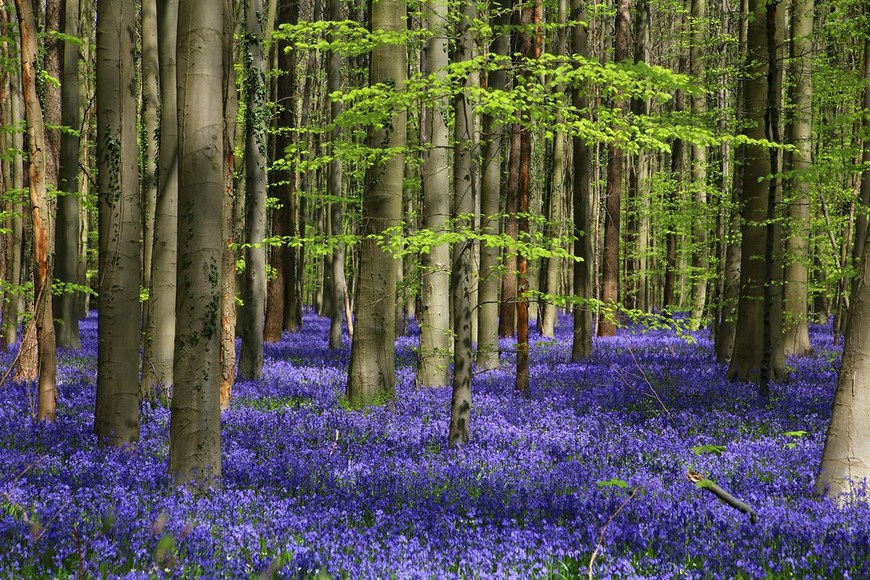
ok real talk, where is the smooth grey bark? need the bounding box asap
[14,0,57,421]
[141,0,159,307]
[346,0,406,408]
[220,0,239,412]
[852,39,870,283]
[570,0,593,361]
[95,0,141,443]
[817,216,870,500]
[728,0,786,381]
[326,0,347,350]
[2,27,24,350]
[598,0,631,337]
[170,0,225,487]
[782,0,813,357]
[539,0,567,340]
[141,0,179,399]
[264,0,298,343]
[477,0,512,371]
[689,0,708,330]
[418,0,451,387]
[53,0,81,350]
[238,0,268,380]
[449,0,476,446]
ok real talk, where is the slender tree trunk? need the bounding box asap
[598,0,631,337]
[477,0,512,371]
[346,0,406,408]
[170,0,225,487]
[782,0,814,356]
[499,124,521,338]
[689,0,708,330]
[141,0,159,321]
[418,0,451,386]
[571,0,593,361]
[53,0,81,350]
[2,37,24,351]
[95,0,140,442]
[264,0,298,342]
[14,0,57,421]
[539,0,567,339]
[449,0,476,445]
[238,0,268,380]
[142,0,180,399]
[728,0,786,382]
[220,0,239,411]
[326,0,347,350]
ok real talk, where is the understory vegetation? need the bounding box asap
[1,312,868,578]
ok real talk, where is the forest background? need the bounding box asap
[0,0,870,575]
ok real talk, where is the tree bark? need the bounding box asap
[782,0,814,357]
[53,0,82,350]
[418,0,452,387]
[477,0,512,370]
[94,0,141,443]
[141,0,180,399]
[238,0,268,380]
[598,0,631,337]
[689,0,708,330]
[14,0,57,421]
[346,0,406,408]
[728,0,786,382]
[171,0,225,487]
[499,124,521,338]
[141,0,159,319]
[570,0,593,361]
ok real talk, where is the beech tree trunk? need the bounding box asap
[238,0,268,380]
[478,0,512,370]
[689,0,708,330]
[571,0,594,361]
[141,0,179,399]
[499,124,521,338]
[14,0,57,421]
[598,0,631,337]
[94,0,140,443]
[53,0,82,350]
[170,0,225,487]
[418,0,451,387]
[346,0,406,408]
[782,0,814,357]
[728,0,786,382]
[141,0,159,315]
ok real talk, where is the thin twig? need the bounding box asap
[588,486,640,580]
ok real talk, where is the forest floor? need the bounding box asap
[0,311,868,578]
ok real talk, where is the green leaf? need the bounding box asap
[691,444,727,456]
[597,478,629,489]
[783,430,808,438]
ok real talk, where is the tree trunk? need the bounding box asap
[727,0,785,382]
[449,0,476,445]
[417,0,452,387]
[782,0,814,357]
[477,0,512,370]
[598,0,631,337]
[53,0,82,350]
[220,0,239,411]
[689,0,708,330]
[346,0,406,408]
[14,0,57,421]
[499,124,521,338]
[141,0,180,399]
[141,0,159,322]
[94,0,141,442]
[170,0,225,487]
[326,0,347,350]
[817,196,870,500]
[570,0,593,361]
[264,0,298,343]
[2,24,24,351]
[238,0,268,380]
